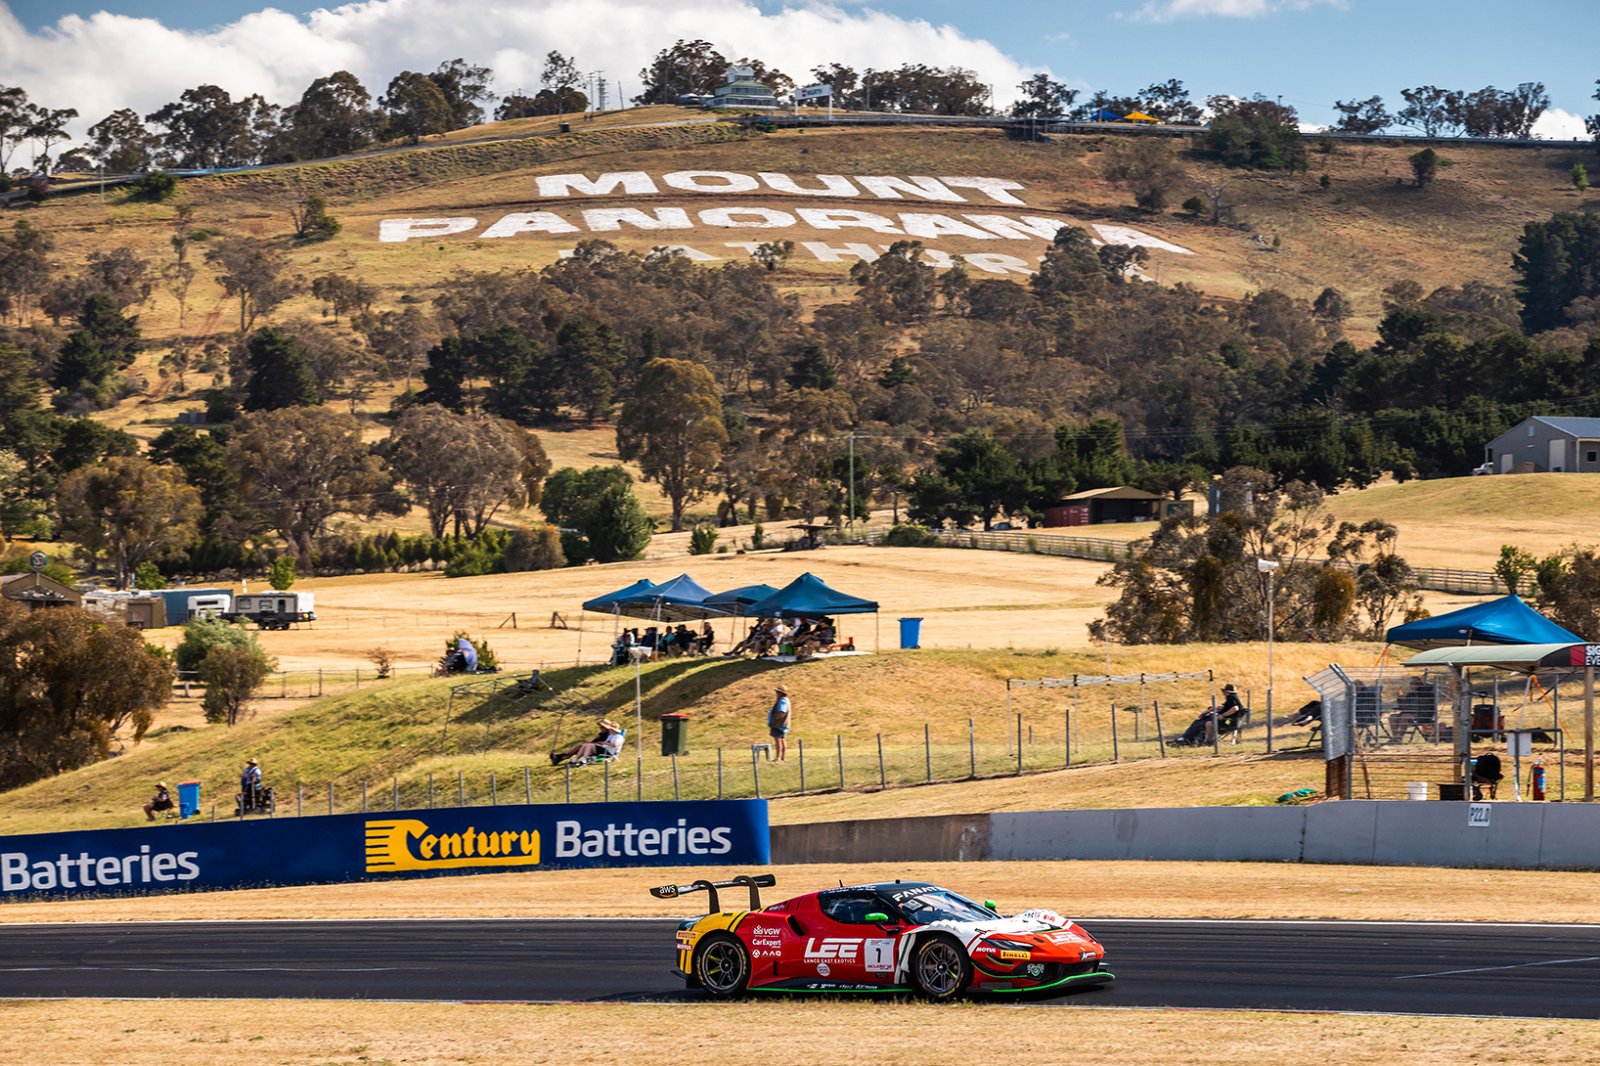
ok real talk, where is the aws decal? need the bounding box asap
[364,818,541,874]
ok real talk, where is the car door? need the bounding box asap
[807,890,904,986]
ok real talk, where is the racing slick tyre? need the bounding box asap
[693,932,752,998]
[911,933,973,1001]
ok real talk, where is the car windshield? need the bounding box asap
[892,888,995,924]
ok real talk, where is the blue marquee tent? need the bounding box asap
[581,578,658,614]
[746,572,878,619]
[705,584,780,616]
[1089,107,1123,122]
[614,573,726,622]
[1385,595,1583,650]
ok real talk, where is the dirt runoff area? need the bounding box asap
[6,859,1600,925]
[10,998,1598,1066]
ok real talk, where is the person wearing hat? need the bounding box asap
[143,781,174,821]
[767,686,791,761]
[238,757,264,812]
[1178,684,1247,746]
[552,718,626,767]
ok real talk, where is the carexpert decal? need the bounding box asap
[0,800,768,901]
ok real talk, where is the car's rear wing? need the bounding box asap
[649,873,776,913]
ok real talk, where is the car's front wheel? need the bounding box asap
[911,933,972,1001]
[693,932,751,997]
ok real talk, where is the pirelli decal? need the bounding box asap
[364,818,541,873]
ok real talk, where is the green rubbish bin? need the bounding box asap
[661,713,690,756]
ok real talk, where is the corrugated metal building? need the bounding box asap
[1484,416,1600,474]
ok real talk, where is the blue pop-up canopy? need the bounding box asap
[581,578,658,613]
[746,572,878,619]
[615,573,727,622]
[705,584,780,616]
[1089,107,1123,122]
[1385,595,1583,650]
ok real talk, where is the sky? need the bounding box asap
[1,0,1595,140]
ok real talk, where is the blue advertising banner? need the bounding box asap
[0,799,769,901]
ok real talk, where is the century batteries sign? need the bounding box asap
[377,169,1194,273]
[0,800,768,901]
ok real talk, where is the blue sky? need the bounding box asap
[3,0,1595,136]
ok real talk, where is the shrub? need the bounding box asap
[200,643,276,726]
[689,523,719,555]
[267,555,296,590]
[443,544,499,577]
[751,522,766,550]
[1181,195,1206,216]
[883,523,939,547]
[445,631,497,671]
[502,525,565,571]
[175,617,261,674]
[367,646,395,679]
[132,561,165,589]
[127,170,177,202]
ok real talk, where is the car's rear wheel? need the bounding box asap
[911,933,972,1001]
[693,933,751,997]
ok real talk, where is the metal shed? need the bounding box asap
[1484,416,1600,474]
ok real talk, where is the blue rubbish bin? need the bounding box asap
[898,617,922,649]
[177,781,201,819]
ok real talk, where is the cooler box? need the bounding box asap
[177,781,202,819]
[898,617,923,649]
[661,713,690,757]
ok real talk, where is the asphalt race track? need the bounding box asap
[3,918,1599,1017]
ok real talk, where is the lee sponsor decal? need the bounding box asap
[805,937,861,961]
[1,844,199,892]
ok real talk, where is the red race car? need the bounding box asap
[653,874,1114,1000]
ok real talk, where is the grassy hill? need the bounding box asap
[0,640,1367,836]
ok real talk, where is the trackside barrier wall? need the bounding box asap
[0,799,768,901]
[770,803,1600,870]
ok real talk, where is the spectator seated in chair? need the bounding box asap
[551,719,626,767]
[143,781,175,821]
[1471,751,1503,800]
[1176,684,1247,746]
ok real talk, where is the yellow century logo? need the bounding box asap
[364,818,541,873]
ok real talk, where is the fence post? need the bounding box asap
[327,782,334,815]
[565,763,572,802]
[356,668,360,691]
[525,766,532,804]
[837,734,845,790]
[1262,687,1274,753]
[428,773,434,809]
[604,758,610,801]
[752,746,762,798]
[718,747,724,800]
[490,771,498,806]
[671,755,680,800]
[392,776,399,810]
[1111,703,1120,763]
[1064,707,1071,768]
[924,722,932,782]
[318,668,324,697]
[1015,712,1023,775]
[361,781,367,813]
[457,770,464,806]
[636,756,643,802]
[281,672,287,698]
[296,783,303,818]
[877,734,886,788]
[968,718,976,777]
[798,738,806,792]
[1155,699,1167,758]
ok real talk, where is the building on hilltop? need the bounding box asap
[1483,416,1600,474]
[712,66,778,110]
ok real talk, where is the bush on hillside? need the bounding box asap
[175,616,261,674]
[883,523,939,548]
[127,170,177,202]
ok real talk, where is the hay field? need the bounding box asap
[12,999,1592,1066]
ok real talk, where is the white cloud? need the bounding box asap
[0,0,1043,141]
[1133,0,1343,20]
[1531,107,1590,142]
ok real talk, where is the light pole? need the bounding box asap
[1257,558,1280,749]
[632,647,645,799]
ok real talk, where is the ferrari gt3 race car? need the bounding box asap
[652,874,1114,1000]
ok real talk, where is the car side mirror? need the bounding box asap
[984,900,998,912]
[864,912,889,923]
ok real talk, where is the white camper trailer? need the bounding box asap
[228,592,316,630]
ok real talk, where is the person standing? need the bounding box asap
[767,686,791,761]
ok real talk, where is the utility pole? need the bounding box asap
[847,431,856,529]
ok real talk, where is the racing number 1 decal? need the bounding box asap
[864,938,895,973]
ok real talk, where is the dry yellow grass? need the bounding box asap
[7,858,1600,926]
[11,999,1594,1066]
